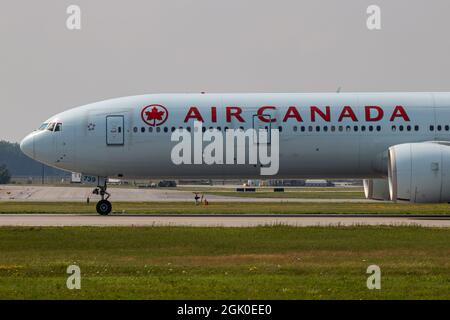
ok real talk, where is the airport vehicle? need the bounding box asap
[20,92,450,214]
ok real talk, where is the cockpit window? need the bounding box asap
[45,122,62,132]
[47,123,56,131]
[38,123,48,131]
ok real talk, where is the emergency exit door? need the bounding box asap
[106,115,124,146]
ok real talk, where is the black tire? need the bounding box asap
[96,200,112,215]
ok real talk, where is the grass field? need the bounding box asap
[0,226,448,299]
[176,186,365,199]
[1,201,450,215]
[175,187,364,192]
[196,191,365,199]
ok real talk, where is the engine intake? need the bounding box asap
[388,142,450,203]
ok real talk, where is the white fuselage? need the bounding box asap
[20,92,450,180]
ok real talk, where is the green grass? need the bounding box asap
[176,186,365,199]
[0,226,448,299]
[176,186,364,192]
[1,201,450,215]
[202,191,364,199]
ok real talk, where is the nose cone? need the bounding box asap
[20,135,35,159]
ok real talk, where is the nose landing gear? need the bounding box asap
[93,185,112,215]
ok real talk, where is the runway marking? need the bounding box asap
[0,214,448,227]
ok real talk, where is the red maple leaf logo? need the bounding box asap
[145,107,165,121]
[141,104,168,126]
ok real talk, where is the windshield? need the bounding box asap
[45,122,62,132]
[47,123,56,131]
[38,123,48,130]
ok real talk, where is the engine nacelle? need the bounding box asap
[388,142,450,203]
[363,179,390,200]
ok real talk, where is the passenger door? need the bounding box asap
[106,115,124,146]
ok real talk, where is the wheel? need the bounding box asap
[96,200,112,215]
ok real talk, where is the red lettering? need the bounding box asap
[338,106,358,122]
[257,106,276,122]
[310,106,331,122]
[226,106,245,122]
[365,106,384,121]
[282,106,303,122]
[211,106,217,123]
[184,106,204,122]
[390,105,410,121]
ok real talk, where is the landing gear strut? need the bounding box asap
[93,184,112,215]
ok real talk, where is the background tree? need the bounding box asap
[0,164,11,184]
[0,140,67,177]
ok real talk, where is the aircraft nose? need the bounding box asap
[20,134,35,159]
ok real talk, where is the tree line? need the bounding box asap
[0,140,67,182]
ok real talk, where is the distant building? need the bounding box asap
[246,180,261,187]
[268,179,306,187]
[304,179,333,187]
[108,178,122,185]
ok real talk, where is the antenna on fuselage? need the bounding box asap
[336,86,342,93]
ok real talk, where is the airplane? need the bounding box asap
[19,92,450,215]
